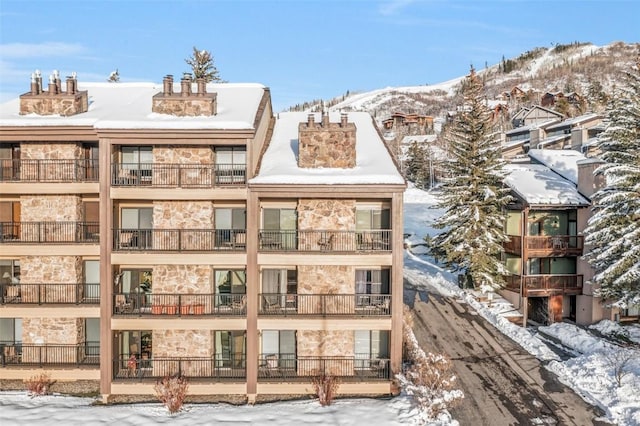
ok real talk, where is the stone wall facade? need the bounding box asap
[152,146,215,187]
[19,143,83,181]
[152,94,217,117]
[297,265,354,314]
[152,264,212,313]
[153,201,213,250]
[20,256,82,303]
[298,114,356,168]
[297,199,355,231]
[297,330,354,376]
[152,330,213,376]
[20,195,81,221]
[19,91,88,116]
[21,317,84,363]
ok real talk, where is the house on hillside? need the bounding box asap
[511,105,564,128]
[0,73,406,402]
[541,91,583,108]
[536,113,603,151]
[500,149,629,326]
[500,119,560,159]
[381,112,434,135]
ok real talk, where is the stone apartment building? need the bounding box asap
[0,72,405,402]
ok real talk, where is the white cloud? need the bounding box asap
[0,42,86,58]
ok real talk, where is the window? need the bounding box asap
[118,330,151,358]
[119,207,153,249]
[83,260,100,303]
[354,330,389,360]
[262,208,296,249]
[84,318,100,357]
[0,202,20,241]
[215,208,246,247]
[215,331,246,367]
[120,146,152,183]
[0,318,22,343]
[262,269,297,308]
[0,144,19,180]
[0,259,20,285]
[356,208,390,230]
[355,269,390,295]
[261,330,296,368]
[214,147,246,183]
[215,270,246,307]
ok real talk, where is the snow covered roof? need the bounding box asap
[505,118,559,135]
[536,134,569,148]
[0,82,267,130]
[528,148,587,184]
[250,111,405,185]
[504,163,590,206]
[544,112,601,131]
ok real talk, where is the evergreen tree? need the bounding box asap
[185,47,223,82]
[584,59,640,308]
[429,67,511,289]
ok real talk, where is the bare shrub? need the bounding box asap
[604,348,637,387]
[25,373,56,397]
[311,371,340,406]
[154,375,189,414]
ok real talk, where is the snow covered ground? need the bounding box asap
[1,184,638,425]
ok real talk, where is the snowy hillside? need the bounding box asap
[295,41,639,123]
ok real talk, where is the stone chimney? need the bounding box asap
[298,112,357,168]
[19,69,88,116]
[152,72,217,117]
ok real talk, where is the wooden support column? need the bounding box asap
[99,138,113,400]
[390,191,404,383]
[245,191,259,402]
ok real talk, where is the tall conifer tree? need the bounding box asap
[429,67,511,289]
[584,59,640,308]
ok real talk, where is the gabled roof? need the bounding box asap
[505,118,560,135]
[528,148,587,184]
[544,113,602,131]
[504,163,590,206]
[0,82,267,130]
[522,104,563,119]
[250,111,405,185]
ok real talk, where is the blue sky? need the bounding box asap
[0,0,638,112]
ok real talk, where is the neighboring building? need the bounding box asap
[499,149,626,326]
[511,105,563,128]
[0,73,405,402]
[381,112,434,135]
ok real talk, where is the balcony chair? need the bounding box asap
[115,294,133,314]
[317,234,333,251]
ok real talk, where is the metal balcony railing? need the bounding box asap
[113,293,246,316]
[258,354,390,381]
[505,235,584,257]
[1,283,100,305]
[0,342,100,367]
[258,229,392,252]
[0,222,99,244]
[111,163,246,187]
[259,293,391,316]
[113,228,246,251]
[0,159,98,182]
[504,274,583,296]
[113,354,246,380]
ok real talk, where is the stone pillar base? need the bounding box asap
[247,393,257,405]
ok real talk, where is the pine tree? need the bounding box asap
[584,59,640,308]
[429,67,511,289]
[185,47,223,82]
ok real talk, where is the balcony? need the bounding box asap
[113,228,246,252]
[504,274,583,296]
[111,163,246,187]
[259,293,391,316]
[503,235,584,257]
[0,159,98,182]
[258,355,390,381]
[1,343,100,367]
[113,293,246,316]
[0,222,99,244]
[113,355,246,380]
[1,283,100,305]
[258,230,392,252]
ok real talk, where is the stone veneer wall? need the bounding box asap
[19,91,88,116]
[297,265,354,314]
[297,199,356,250]
[151,94,217,117]
[152,201,213,250]
[20,195,82,242]
[152,330,213,376]
[297,330,355,376]
[20,256,82,303]
[20,143,82,181]
[21,318,84,363]
[153,146,214,187]
[298,120,356,168]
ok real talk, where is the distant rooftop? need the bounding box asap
[528,148,587,184]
